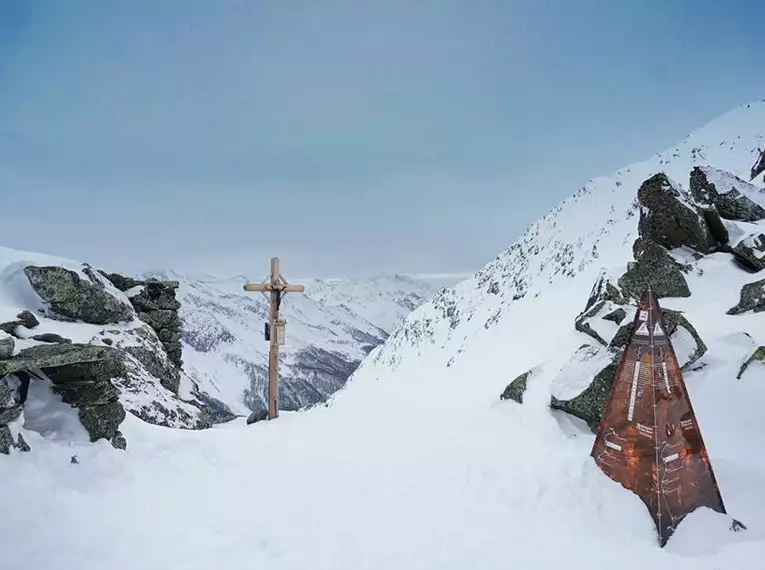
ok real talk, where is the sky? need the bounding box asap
[0,0,763,279]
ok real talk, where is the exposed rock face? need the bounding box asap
[24,265,133,325]
[636,173,717,253]
[574,273,626,345]
[727,279,765,315]
[618,239,691,298]
[500,370,532,404]
[103,273,184,372]
[690,166,765,222]
[43,354,127,447]
[0,374,27,454]
[0,332,14,359]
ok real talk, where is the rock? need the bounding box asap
[0,320,20,335]
[727,279,765,315]
[574,272,626,345]
[43,356,127,443]
[102,338,114,346]
[15,433,30,452]
[619,240,691,299]
[500,370,532,404]
[246,409,268,424]
[727,233,765,272]
[123,326,181,394]
[751,148,765,182]
[610,308,706,370]
[700,206,729,244]
[0,343,118,377]
[31,333,72,344]
[0,426,16,455]
[16,310,40,329]
[0,332,14,359]
[100,272,143,292]
[737,346,765,379]
[24,265,133,325]
[690,166,765,222]
[550,346,619,432]
[637,173,717,253]
[111,431,127,450]
[603,308,627,324]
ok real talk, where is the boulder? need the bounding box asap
[500,370,532,404]
[16,310,40,329]
[24,265,133,325]
[574,272,626,345]
[618,240,691,299]
[31,333,72,344]
[549,344,618,431]
[726,233,765,272]
[609,308,706,370]
[737,346,765,379]
[43,354,127,446]
[0,332,14,359]
[690,166,765,222]
[0,343,117,377]
[727,279,765,315]
[637,173,717,253]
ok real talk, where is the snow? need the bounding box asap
[700,165,765,208]
[2,101,765,569]
[21,373,91,444]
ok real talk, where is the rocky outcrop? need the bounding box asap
[574,271,626,345]
[618,239,691,298]
[501,370,532,404]
[727,279,765,315]
[24,265,133,324]
[690,166,765,222]
[102,273,184,372]
[637,173,717,253]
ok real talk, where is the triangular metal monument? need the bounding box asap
[590,289,727,547]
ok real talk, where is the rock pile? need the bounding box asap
[501,164,764,430]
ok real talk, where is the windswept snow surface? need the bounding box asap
[2,102,765,569]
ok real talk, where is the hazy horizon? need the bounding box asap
[1,1,762,279]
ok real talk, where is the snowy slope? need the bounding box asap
[2,100,765,569]
[144,270,453,418]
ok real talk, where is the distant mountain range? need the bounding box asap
[143,270,465,420]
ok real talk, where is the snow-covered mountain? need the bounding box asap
[2,100,765,569]
[143,270,459,419]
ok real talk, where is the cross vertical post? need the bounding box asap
[243,257,305,420]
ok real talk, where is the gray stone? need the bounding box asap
[31,333,72,344]
[690,166,765,222]
[0,320,20,335]
[138,310,181,331]
[500,370,532,404]
[727,279,765,315]
[603,308,627,324]
[246,409,268,424]
[111,431,127,450]
[751,149,765,182]
[0,425,15,455]
[0,403,23,425]
[16,310,40,329]
[637,173,717,253]
[574,272,626,346]
[0,332,14,359]
[550,356,619,432]
[726,233,765,272]
[0,343,119,377]
[618,240,691,299]
[15,433,30,452]
[24,265,133,325]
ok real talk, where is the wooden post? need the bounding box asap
[243,257,304,420]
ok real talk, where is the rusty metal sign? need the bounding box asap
[590,289,727,546]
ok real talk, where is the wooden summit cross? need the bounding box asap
[243,257,304,420]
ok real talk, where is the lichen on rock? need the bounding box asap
[24,265,133,325]
[727,279,765,315]
[737,346,765,379]
[500,370,532,404]
[618,239,691,299]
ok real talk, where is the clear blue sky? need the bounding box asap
[0,0,762,278]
